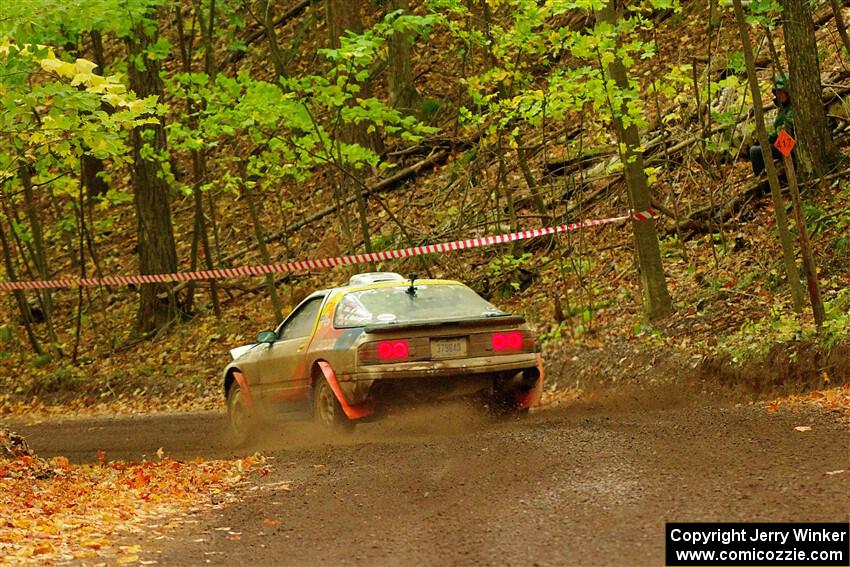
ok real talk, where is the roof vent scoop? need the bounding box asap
[347,272,406,286]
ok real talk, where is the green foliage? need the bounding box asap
[370,233,398,251]
[0,0,840,374]
[31,353,53,368]
[720,289,850,363]
[421,98,443,118]
[487,252,534,296]
[745,0,782,27]
[822,288,850,348]
[431,0,679,157]
[0,40,158,241]
[0,0,165,42]
[727,51,746,75]
[38,364,86,394]
[164,15,438,203]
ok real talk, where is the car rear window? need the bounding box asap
[333,284,506,328]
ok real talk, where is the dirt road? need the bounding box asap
[14,389,850,566]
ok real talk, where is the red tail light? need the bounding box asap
[491,331,523,352]
[377,339,409,361]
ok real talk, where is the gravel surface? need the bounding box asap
[11,387,850,566]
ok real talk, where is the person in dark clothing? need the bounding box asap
[749,75,795,175]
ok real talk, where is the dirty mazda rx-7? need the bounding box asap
[222,272,543,442]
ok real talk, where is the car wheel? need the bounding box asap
[226,382,256,446]
[313,379,354,433]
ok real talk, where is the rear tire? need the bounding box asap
[313,379,354,433]
[226,382,256,447]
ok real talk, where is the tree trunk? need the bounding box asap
[386,0,420,115]
[255,0,288,79]
[515,133,550,222]
[19,164,58,347]
[176,0,222,319]
[733,0,806,312]
[599,1,673,321]
[325,0,383,154]
[0,205,42,354]
[830,0,850,62]
[782,0,837,178]
[85,30,110,202]
[325,0,362,49]
[325,0,379,263]
[205,0,217,80]
[126,19,181,335]
[81,154,109,201]
[71,176,87,362]
[241,174,284,323]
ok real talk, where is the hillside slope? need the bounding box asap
[0,0,849,416]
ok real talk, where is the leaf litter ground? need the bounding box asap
[0,437,267,564]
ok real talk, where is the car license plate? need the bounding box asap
[431,338,467,359]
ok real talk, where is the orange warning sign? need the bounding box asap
[774,129,796,158]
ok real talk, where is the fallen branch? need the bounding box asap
[1,427,34,459]
[661,165,850,239]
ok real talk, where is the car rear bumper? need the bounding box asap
[348,352,539,380]
[339,353,541,406]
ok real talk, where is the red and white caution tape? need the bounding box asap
[0,209,656,291]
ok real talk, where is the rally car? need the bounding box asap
[223,272,543,443]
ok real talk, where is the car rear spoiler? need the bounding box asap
[363,315,526,334]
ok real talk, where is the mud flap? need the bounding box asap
[316,361,374,420]
[515,354,544,409]
[232,371,254,413]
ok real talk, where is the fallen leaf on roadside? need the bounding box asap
[52,455,71,472]
[32,543,53,555]
[764,385,850,420]
[0,449,265,564]
[82,538,107,549]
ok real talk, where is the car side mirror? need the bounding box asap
[256,330,277,344]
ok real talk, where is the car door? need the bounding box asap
[255,295,325,402]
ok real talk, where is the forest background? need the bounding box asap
[1,0,849,416]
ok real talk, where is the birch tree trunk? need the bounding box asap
[599,1,673,320]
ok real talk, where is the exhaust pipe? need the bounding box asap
[520,367,540,388]
[501,367,541,391]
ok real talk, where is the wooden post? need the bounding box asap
[732,0,806,312]
[777,131,826,326]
